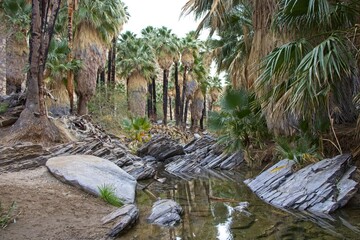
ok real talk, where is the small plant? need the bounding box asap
[275,120,322,166]
[0,201,17,229]
[98,184,123,207]
[0,103,9,114]
[121,116,151,142]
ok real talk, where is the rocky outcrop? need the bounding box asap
[137,135,185,161]
[0,143,50,172]
[147,199,183,227]
[46,155,137,204]
[165,135,244,173]
[244,154,358,214]
[102,204,139,237]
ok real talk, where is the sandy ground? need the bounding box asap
[0,167,117,240]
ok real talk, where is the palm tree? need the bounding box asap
[2,0,31,94]
[180,31,199,126]
[117,32,157,117]
[141,26,159,121]
[256,0,360,136]
[8,0,64,144]
[73,0,128,115]
[154,27,178,125]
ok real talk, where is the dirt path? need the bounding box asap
[0,167,116,240]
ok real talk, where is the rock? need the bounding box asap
[137,135,185,161]
[122,161,156,180]
[46,155,137,204]
[244,154,358,214]
[165,136,244,173]
[101,204,139,237]
[147,199,183,227]
[0,143,50,172]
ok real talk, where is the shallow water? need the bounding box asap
[120,169,360,240]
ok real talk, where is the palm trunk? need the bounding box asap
[66,0,75,114]
[8,0,62,144]
[184,98,189,127]
[111,37,116,83]
[0,21,6,95]
[169,96,172,121]
[127,71,147,117]
[152,77,157,120]
[180,66,188,126]
[200,95,206,130]
[174,62,181,125]
[147,80,153,119]
[162,69,169,125]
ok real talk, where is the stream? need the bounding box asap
[121,169,360,240]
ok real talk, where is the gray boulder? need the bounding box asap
[46,155,137,204]
[244,154,358,214]
[147,199,183,227]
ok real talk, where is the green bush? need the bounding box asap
[208,88,269,163]
[0,103,9,114]
[121,116,151,142]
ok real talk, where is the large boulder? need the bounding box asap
[46,155,137,204]
[244,154,358,214]
[147,199,183,227]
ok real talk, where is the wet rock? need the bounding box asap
[102,204,139,237]
[244,154,358,213]
[46,155,137,204]
[147,199,183,226]
[137,135,185,161]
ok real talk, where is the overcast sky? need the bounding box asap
[121,0,201,38]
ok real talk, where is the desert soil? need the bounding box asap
[0,167,117,240]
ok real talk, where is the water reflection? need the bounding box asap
[119,170,360,240]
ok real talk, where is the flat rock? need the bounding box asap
[244,154,358,213]
[102,204,139,237]
[46,155,137,204]
[147,199,183,227]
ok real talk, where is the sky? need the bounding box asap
[121,0,202,38]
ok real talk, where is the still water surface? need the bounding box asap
[121,169,360,240]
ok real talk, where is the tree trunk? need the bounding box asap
[111,37,116,84]
[184,98,190,127]
[174,62,181,126]
[200,94,206,130]
[169,96,172,121]
[152,77,157,120]
[0,14,6,95]
[162,69,169,125]
[127,71,147,117]
[7,0,64,145]
[147,81,153,119]
[180,66,187,127]
[66,0,75,114]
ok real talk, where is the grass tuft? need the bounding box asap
[98,184,123,207]
[0,201,17,229]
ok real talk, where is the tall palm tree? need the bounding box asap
[2,0,31,94]
[73,0,128,115]
[154,27,178,125]
[117,32,157,117]
[8,0,64,144]
[141,26,159,121]
[180,31,199,126]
